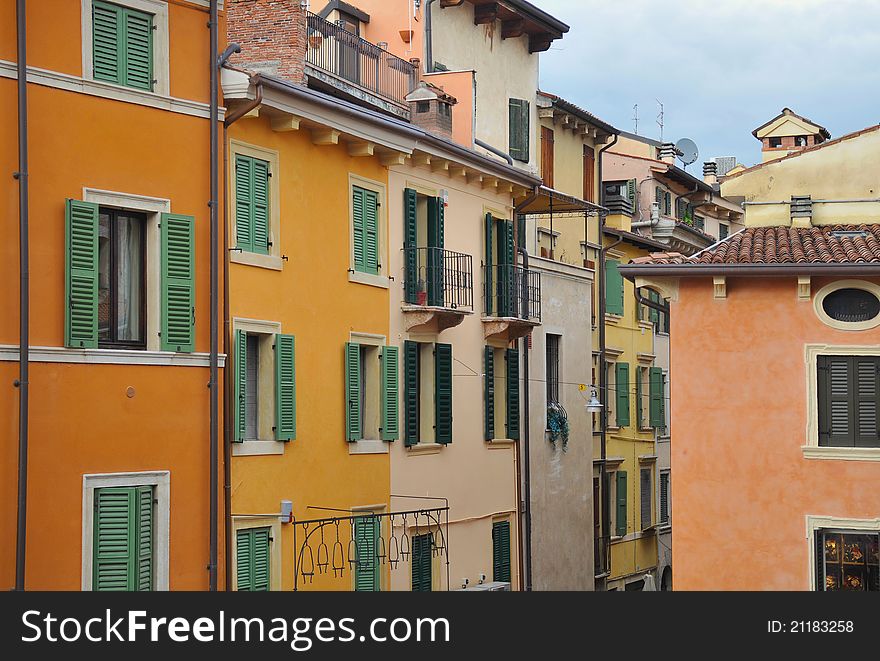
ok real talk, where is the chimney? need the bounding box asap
[658,142,678,165]
[405,81,457,139]
[702,161,718,185]
[790,195,812,228]
[227,0,307,83]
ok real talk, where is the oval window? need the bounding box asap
[821,288,880,323]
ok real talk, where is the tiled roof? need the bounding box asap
[629,225,880,266]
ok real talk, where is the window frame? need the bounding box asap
[81,0,170,96]
[229,140,283,270]
[349,174,388,288]
[347,332,392,454]
[813,280,880,332]
[807,515,880,591]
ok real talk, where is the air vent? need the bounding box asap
[830,230,869,239]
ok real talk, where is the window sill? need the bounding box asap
[604,314,622,325]
[0,345,225,367]
[406,442,443,456]
[656,524,671,533]
[348,439,389,455]
[230,251,284,271]
[487,439,516,449]
[348,271,390,289]
[802,445,880,462]
[232,440,286,456]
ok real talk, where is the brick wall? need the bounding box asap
[410,101,453,139]
[227,0,307,84]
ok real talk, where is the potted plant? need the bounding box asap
[417,278,427,306]
[308,31,323,50]
[547,402,570,451]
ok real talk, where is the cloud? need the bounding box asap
[537,0,880,165]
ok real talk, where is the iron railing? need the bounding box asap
[306,12,418,107]
[483,265,541,322]
[404,247,474,311]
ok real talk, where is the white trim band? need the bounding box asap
[0,345,225,367]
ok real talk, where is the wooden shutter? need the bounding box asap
[381,345,399,441]
[626,178,637,212]
[160,213,195,352]
[274,334,296,441]
[404,340,419,446]
[93,486,152,591]
[818,355,880,447]
[354,516,380,591]
[605,259,624,316]
[582,145,595,202]
[492,520,511,583]
[665,191,671,215]
[123,6,153,90]
[345,342,361,442]
[676,197,688,220]
[352,186,365,273]
[92,2,122,84]
[615,471,628,537]
[434,343,453,444]
[659,473,669,524]
[234,155,254,252]
[854,357,879,447]
[640,468,652,530]
[541,126,555,188]
[427,197,445,306]
[484,213,494,315]
[655,186,663,208]
[484,346,495,441]
[404,188,418,303]
[135,486,153,591]
[498,220,515,317]
[233,330,247,442]
[636,367,643,428]
[508,98,530,162]
[649,366,664,428]
[506,347,520,441]
[363,188,379,274]
[251,158,270,255]
[411,533,433,591]
[615,362,630,428]
[236,527,271,591]
[65,199,99,348]
[660,371,666,431]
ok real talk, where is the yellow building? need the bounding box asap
[752,107,830,163]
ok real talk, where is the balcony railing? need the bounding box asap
[306,12,418,108]
[483,265,541,322]
[404,247,474,311]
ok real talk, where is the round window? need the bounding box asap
[821,288,880,323]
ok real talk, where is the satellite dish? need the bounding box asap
[675,138,699,166]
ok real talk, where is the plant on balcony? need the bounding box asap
[547,402,569,451]
[416,278,427,306]
[308,32,323,50]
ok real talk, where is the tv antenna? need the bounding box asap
[656,99,664,142]
[632,104,639,135]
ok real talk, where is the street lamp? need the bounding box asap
[586,388,603,414]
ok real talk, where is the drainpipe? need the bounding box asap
[14,0,29,592]
[424,0,437,73]
[475,138,514,166]
[516,245,532,591]
[596,132,618,584]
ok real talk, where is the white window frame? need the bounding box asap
[348,174,389,289]
[348,332,390,454]
[231,516,282,591]
[232,317,286,456]
[81,0,170,96]
[806,515,880,591]
[229,140,283,270]
[813,280,880,332]
[82,470,170,591]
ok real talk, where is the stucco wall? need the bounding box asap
[670,276,880,590]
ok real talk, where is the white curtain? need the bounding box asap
[116,216,143,342]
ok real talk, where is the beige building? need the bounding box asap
[753,107,830,163]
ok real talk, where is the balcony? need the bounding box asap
[305,12,418,119]
[402,247,474,333]
[482,265,541,341]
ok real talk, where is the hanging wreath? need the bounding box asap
[547,402,569,451]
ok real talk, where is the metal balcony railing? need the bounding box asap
[483,265,541,322]
[306,12,418,107]
[404,247,474,311]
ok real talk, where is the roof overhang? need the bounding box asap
[516,186,607,216]
[452,0,569,53]
[619,262,880,278]
[604,227,670,252]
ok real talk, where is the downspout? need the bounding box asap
[475,138,514,166]
[596,132,618,583]
[425,0,437,73]
[14,0,29,592]
[208,0,220,592]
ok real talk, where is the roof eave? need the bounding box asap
[619,262,880,278]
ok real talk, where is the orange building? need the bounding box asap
[2,0,224,590]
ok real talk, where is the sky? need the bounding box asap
[536,0,880,169]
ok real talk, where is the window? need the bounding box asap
[605,361,616,426]
[546,334,560,406]
[483,213,520,316]
[404,341,453,445]
[345,342,398,442]
[604,259,624,316]
[65,200,194,352]
[492,520,512,583]
[817,355,880,448]
[675,197,688,221]
[92,485,154,591]
[234,154,271,255]
[403,188,445,305]
[822,289,880,323]
[795,135,809,147]
[719,223,729,240]
[640,467,652,530]
[636,366,650,429]
[769,136,783,148]
[416,101,430,113]
[614,470,627,537]
[639,288,669,334]
[233,328,296,443]
[583,146,595,202]
[659,471,670,525]
[354,515,381,591]
[484,346,520,441]
[508,98,530,162]
[98,208,146,348]
[693,215,705,231]
[236,527,271,591]
[615,362,630,428]
[92,0,154,91]
[815,530,879,591]
[352,185,380,275]
[411,533,433,591]
[649,367,666,431]
[541,126,554,188]
[655,186,671,215]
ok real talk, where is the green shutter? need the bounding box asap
[626,178,637,212]
[352,186,379,275]
[345,342,361,442]
[234,155,269,255]
[411,533,433,591]
[516,214,526,249]
[484,346,495,441]
[93,2,153,91]
[665,191,672,216]
[404,188,418,303]
[251,158,270,255]
[65,199,99,348]
[636,367,643,428]
[274,334,296,441]
[615,471,628,537]
[352,186,365,273]
[508,98,530,162]
[434,343,453,444]
[506,347,520,441]
[93,486,152,591]
[123,6,153,90]
[404,341,419,446]
[160,213,195,352]
[233,330,247,442]
[659,371,666,432]
[236,527,270,591]
[649,367,663,428]
[93,2,121,85]
[492,521,511,583]
[498,220,514,317]
[354,516,380,591]
[605,259,624,316]
[616,362,630,428]
[484,213,494,315]
[381,345,399,441]
[427,197,445,306]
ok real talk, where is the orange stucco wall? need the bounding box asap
[671,276,880,590]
